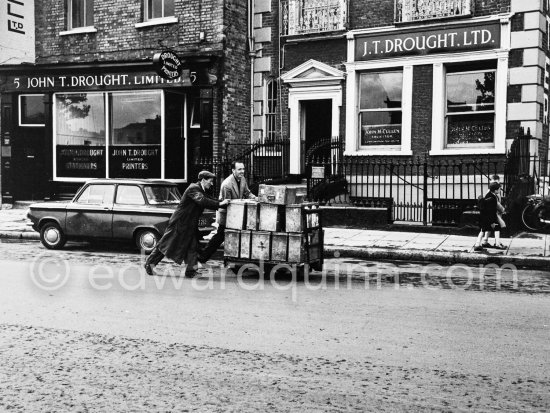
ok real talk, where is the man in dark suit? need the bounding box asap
[198,161,257,263]
[144,170,229,277]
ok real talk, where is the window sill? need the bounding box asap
[345,149,413,156]
[135,16,178,29]
[429,148,505,156]
[60,27,97,36]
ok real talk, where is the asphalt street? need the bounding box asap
[0,239,549,412]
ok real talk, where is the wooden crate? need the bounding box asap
[251,231,271,261]
[285,203,321,232]
[246,201,260,230]
[224,229,241,257]
[271,232,289,261]
[258,184,307,205]
[287,229,323,263]
[259,203,285,231]
[240,230,252,259]
[226,201,247,230]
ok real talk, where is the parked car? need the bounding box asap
[27,179,215,253]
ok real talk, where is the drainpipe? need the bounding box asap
[248,0,255,144]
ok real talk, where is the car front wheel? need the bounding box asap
[135,229,159,254]
[40,222,67,249]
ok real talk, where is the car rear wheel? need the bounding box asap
[135,229,160,254]
[40,222,66,250]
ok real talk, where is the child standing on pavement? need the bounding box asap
[480,174,506,247]
[474,182,506,251]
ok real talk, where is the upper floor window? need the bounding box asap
[395,0,471,23]
[281,0,346,36]
[265,78,278,142]
[68,0,94,29]
[145,0,175,20]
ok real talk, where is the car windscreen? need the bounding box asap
[143,185,181,205]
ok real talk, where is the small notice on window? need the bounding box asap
[57,145,106,178]
[109,145,161,178]
[447,118,493,145]
[361,125,401,146]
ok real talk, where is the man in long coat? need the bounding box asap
[144,170,229,276]
[198,161,257,263]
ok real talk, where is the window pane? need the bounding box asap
[71,0,84,28]
[447,71,495,113]
[109,91,162,178]
[447,113,494,146]
[77,184,114,205]
[360,72,402,109]
[86,0,94,26]
[164,0,174,16]
[55,93,106,178]
[21,95,45,125]
[148,0,163,19]
[116,185,145,205]
[360,111,402,146]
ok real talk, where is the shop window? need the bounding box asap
[358,71,403,148]
[19,95,45,126]
[445,68,495,148]
[109,91,162,178]
[266,78,278,142]
[55,92,106,179]
[68,0,94,30]
[54,91,167,180]
[145,0,174,20]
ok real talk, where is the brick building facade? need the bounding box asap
[249,0,550,172]
[0,0,251,202]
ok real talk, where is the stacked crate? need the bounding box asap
[224,185,323,270]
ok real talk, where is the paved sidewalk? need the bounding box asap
[1,206,549,269]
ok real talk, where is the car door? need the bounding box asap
[65,184,115,239]
[112,184,147,240]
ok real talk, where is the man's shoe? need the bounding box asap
[473,245,484,252]
[144,262,154,276]
[184,270,199,278]
[481,242,491,247]
[493,243,507,250]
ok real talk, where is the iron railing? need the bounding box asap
[395,0,472,23]
[281,0,347,36]
[192,137,291,195]
[306,155,507,225]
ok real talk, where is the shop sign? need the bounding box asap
[152,50,183,80]
[0,70,196,93]
[361,125,401,146]
[109,145,161,179]
[0,0,35,64]
[355,22,500,61]
[56,146,106,178]
[447,118,494,145]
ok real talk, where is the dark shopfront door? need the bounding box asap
[12,127,48,201]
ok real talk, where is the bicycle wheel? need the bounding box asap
[521,203,545,231]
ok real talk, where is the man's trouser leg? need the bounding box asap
[199,225,226,262]
[146,247,165,266]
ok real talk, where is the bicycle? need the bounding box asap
[521,194,550,231]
